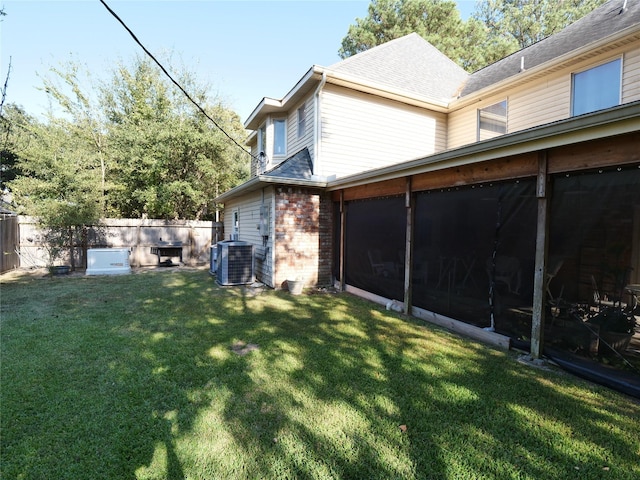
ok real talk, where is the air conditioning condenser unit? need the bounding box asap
[216,240,254,285]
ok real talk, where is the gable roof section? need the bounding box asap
[461,0,640,97]
[263,148,313,180]
[328,32,469,103]
[215,148,325,203]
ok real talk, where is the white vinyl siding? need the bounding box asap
[319,84,446,179]
[297,104,306,138]
[506,73,571,136]
[622,48,640,103]
[448,44,640,149]
[286,98,314,160]
[447,108,476,149]
[222,188,275,286]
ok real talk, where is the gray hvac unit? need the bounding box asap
[216,240,254,285]
[209,244,218,275]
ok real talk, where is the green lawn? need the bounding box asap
[1,268,639,479]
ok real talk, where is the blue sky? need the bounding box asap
[1,0,478,123]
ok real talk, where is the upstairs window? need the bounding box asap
[258,123,266,156]
[273,119,286,156]
[297,104,306,139]
[477,100,507,141]
[572,58,621,116]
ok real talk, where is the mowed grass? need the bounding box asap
[1,268,639,480]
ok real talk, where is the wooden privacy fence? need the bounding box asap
[0,215,20,274]
[15,217,223,270]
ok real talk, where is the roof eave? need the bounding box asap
[215,175,328,204]
[244,65,452,133]
[324,69,452,112]
[244,66,323,130]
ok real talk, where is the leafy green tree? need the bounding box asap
[8,111,104,268]
[9,55,248,224]
[340,0,607,71]
[101,55,248,220]
[339,0,475,66]
[1,104,32,193]
[474,0,607,52]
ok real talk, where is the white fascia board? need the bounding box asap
[244,97,283,130]
[244,63,453,131]
[243,67,322,130]
[322,68,451,112]
[214,175,327,204]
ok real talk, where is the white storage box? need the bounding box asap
[86,248,131,275]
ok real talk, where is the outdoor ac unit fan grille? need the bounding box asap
[217,241,254,285]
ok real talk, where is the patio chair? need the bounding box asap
[487,255,521,295]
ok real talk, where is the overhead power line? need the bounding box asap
[98,0,257,161]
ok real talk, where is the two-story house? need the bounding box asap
[216,0,640,370]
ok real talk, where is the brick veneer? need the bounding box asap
[274,186,333,288]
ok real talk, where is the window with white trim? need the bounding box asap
[572,58,621,116]
[477,100,507,141]
[273,119,286,156]
[232,209,239,239]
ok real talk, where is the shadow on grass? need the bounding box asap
[1,269,639,479]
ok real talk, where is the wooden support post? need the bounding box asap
[339,190,346,292]
[531,151,549,359]
[404,177,414,315]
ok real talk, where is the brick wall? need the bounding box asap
[274,187,333,288]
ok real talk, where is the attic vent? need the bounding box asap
[216,240,254,285]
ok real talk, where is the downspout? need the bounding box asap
[313,71,327,176]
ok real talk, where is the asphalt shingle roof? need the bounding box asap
[263,148,313,180]
[328,32,469,102]
[461,0,640,97]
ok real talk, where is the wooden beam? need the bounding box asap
[412,153,538,192]
[341,177,406,201]
[412,306,511,350]
[548,131,640,173]
[339,190,346,291]
[404,177,414,314]
[531,151,549,359]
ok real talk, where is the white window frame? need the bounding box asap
[273,118,287,157]
[232,209,239,240]
[571,57,622,117]
[477,99,508,141]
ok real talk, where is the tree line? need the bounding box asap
[339,0,607,72]
[1,56,249,225]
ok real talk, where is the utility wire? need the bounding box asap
[98,0,258,162]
